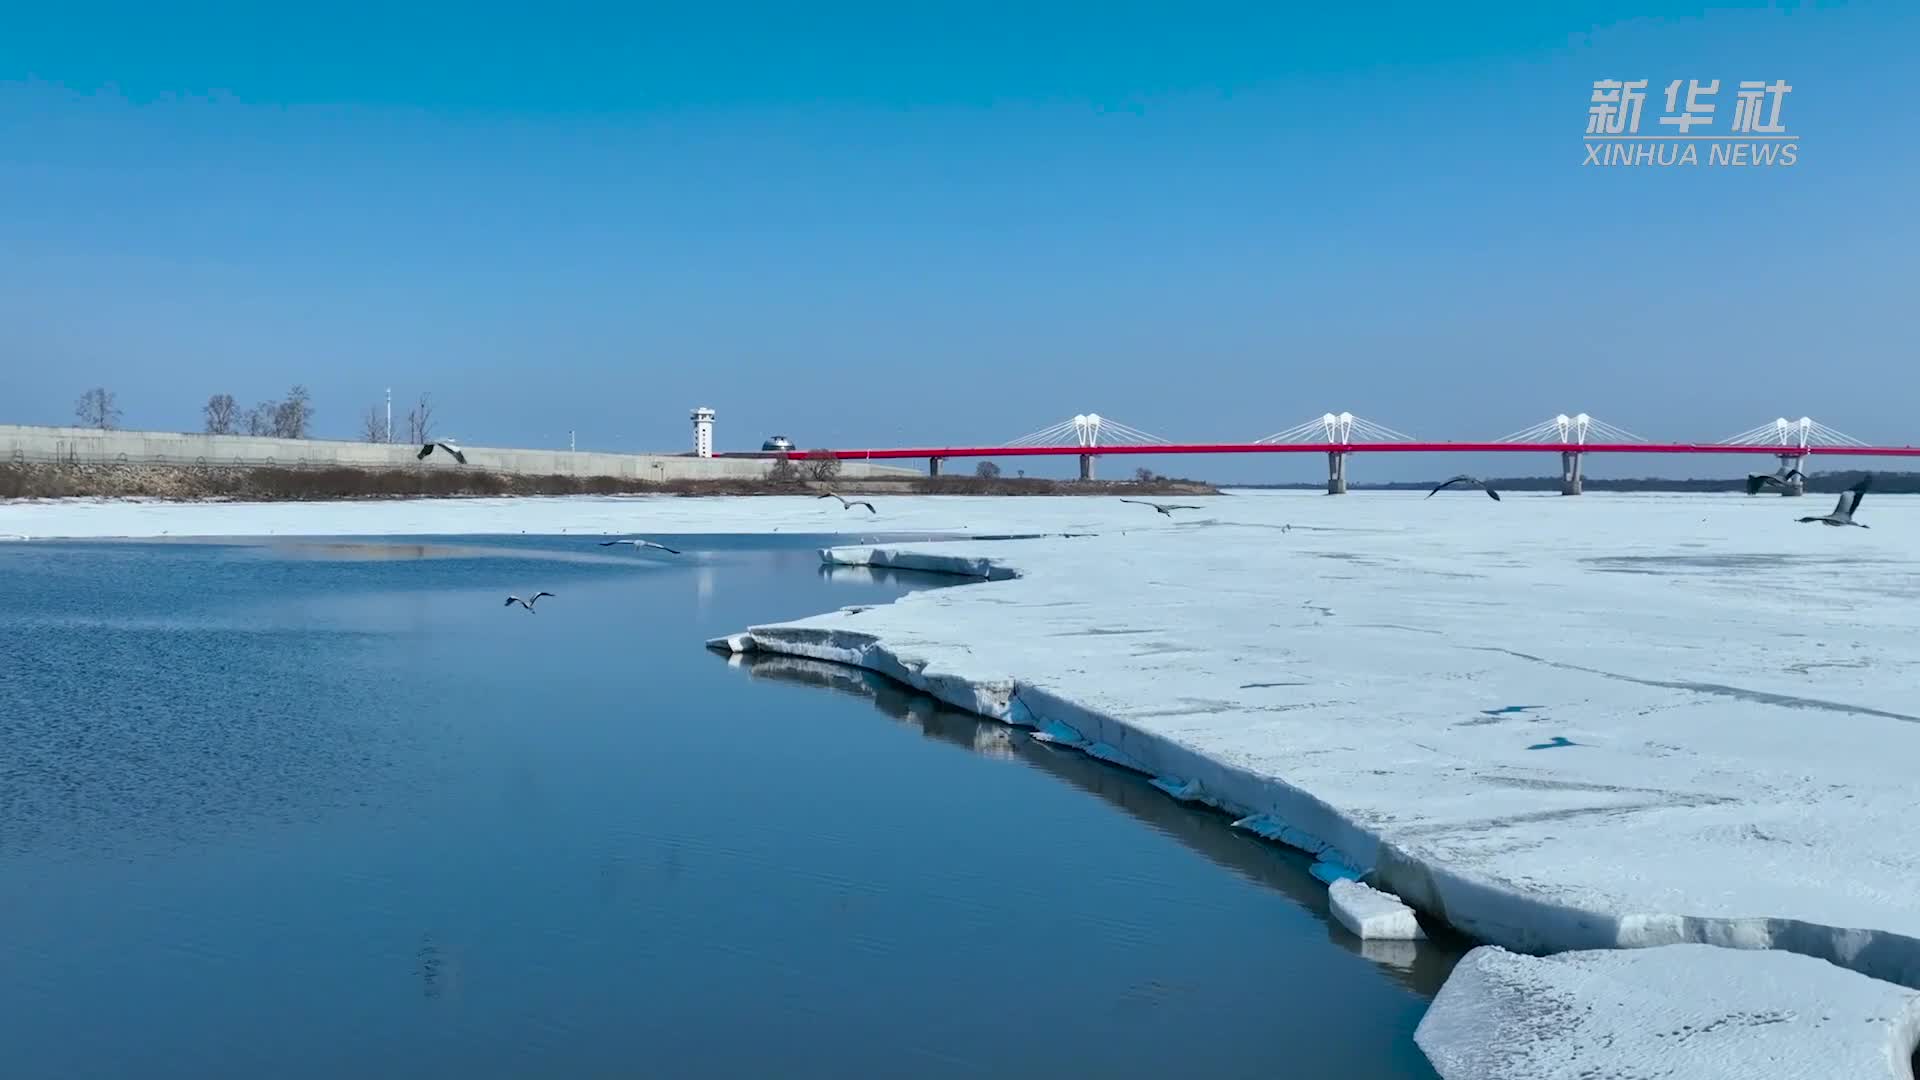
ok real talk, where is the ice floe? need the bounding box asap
[1416,944,1920,1079]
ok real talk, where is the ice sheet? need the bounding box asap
[1416,944,1920,1079]
[721,491,1920,992]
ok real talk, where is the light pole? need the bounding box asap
[385,388,392,444]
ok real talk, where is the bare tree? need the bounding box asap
[805,449,841,482]
[406,393,436,444]
[203,393,238,435]
[360,405,390,443]
[767,457,802,484]
[1134,466,1160,483]
[271,385,314,439]
[975,460,1001,479]
[74,387,121,429]
[245,402,275,436]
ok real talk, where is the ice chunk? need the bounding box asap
[1417,944,1920,1080]
[1310,859,1364,885]
[704,632,754,654]
[1328,879,1423,940]
[1229,814,1334,860]
[1150,775,1208,802]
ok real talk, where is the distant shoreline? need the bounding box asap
[0,462,1218,502]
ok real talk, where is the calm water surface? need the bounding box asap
[0,534,1453,1079]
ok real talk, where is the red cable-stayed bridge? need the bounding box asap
[726,412,1920,494]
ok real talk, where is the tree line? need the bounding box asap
[71,386,440,443]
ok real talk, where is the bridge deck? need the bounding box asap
[737,442,1920,461]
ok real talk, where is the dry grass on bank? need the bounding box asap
[0,464,1218,502]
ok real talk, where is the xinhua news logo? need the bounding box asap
[1585,79,1797,167]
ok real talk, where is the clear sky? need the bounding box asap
[1,2,1912,482]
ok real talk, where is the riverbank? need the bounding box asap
[703,492,1920,1075]
[0,463,1215,502]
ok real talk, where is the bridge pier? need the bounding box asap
[1778,453,1806,495]
[1560,451,1584,496]
[1326,451,1348,495]
[1078,453,1094,481]
[928,456,943,477]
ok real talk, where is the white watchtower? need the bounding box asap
[690,407,715,458]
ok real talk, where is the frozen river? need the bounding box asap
[7,488,1920,1077]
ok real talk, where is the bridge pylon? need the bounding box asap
[1495,414,1645,495]
[1717,417,1868,496]
[1255,412,1413,493]
[1002,413,1170,481]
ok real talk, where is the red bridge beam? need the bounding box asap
[736,442,1920,460]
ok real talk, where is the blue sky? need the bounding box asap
[1,2,1912,482]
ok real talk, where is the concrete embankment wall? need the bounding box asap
[0,424,913,481]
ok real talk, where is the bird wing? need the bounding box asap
[1830,490,1852,517]
[1744,474,1769,495]
[504,596,519,605]
[1845,476,1871,516]
[1785,469,1806,482]
[654,543,682,554]
[1166,504,1201,510]
[417,444,433,459]
[1118,499,1151,507]
[533,591,555,600]
[1485,488,1501,501]
[598,540,623,546]
[855,502,876,513]
[449,448,467,464]
[1425,476,1470,498]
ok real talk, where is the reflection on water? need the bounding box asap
[736,653,1468,998]
[0,536,1444,1080]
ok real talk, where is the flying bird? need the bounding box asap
[817,492,877,513]
[598,538,682,555]
[1119,499,1202,516]
[1426,475,1501,501]
[504,592,555,612]
[1745,468,1806,496]
[418,440,467,464]
[1796,475,1871,528]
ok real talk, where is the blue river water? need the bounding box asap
[0,534,1452,1079]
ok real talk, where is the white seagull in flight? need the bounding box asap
[504,591,555,612]
[417,440,467,464]
[818,492,877,513]
[598,538,682,555]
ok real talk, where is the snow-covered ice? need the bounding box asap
[1416,944,1920,1079]
[1329,879,1425,941]
[714,491,1920,996]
